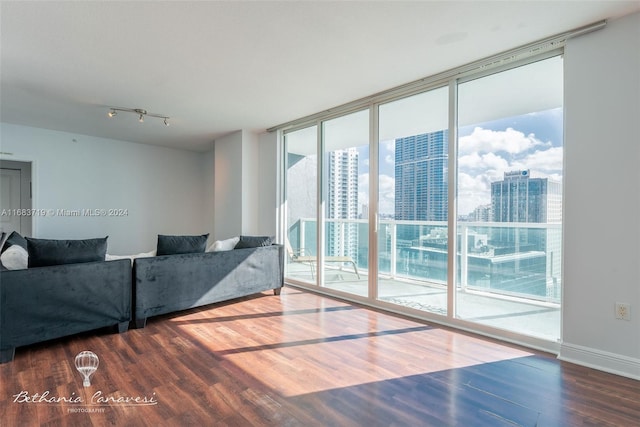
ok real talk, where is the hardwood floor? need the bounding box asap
[1,286,638,426]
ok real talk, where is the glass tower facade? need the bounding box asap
[394,130,448,242]
[491,170,562,223]
[395,130,448,222]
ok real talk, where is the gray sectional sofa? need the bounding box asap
[133,244,284,328]
[0,232,284,362]
[0,258,132,363]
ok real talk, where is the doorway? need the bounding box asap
[0,160,32,236]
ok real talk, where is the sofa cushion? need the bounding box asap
[26,237,108,268]
[234,235,273,249]
[1,231,27,253]
[206,236,240,252]
[0,245,28,270]
[157,234,209,256]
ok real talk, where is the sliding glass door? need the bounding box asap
[321,110,369,296]
[283,54,563,343]
[377,87,449,314]
[455,56,563,340]
[285,125,318,285]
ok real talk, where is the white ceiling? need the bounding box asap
[1,1,638,152]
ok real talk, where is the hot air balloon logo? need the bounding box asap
[75,351,99,387]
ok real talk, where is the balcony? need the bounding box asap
[287,218,561,341]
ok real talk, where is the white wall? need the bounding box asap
[241,130,259,235]
[213,131,243,240]
[0,123,206,254]
[0,123,275,254]
[257,130,279,238]
[213,129,278,240]
[203,145,216,244]
[562,12,640,378]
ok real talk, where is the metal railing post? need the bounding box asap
[460,223,468,291]
[390,221,397,278]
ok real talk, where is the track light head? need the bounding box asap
[107,107,170,127]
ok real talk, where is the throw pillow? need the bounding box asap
[1,231,27,254]
[26,236,108,268]
[0,244,28,270]
[234,235,273,249]
[157,234,209,256]
[206,236,240,252]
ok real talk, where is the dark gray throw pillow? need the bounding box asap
[1,231,27,254]
[234,235,273,249]
[26,236,108,268]
[157,234,209,256]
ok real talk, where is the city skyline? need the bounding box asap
[356,107,563,218]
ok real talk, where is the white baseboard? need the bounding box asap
[559,343,640,380]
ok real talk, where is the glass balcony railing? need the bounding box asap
[287,218,562,305]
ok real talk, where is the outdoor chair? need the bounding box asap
[285,238,360,279]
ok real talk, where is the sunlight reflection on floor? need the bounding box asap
[176,288,534,397]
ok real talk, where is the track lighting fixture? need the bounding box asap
[107,107,169,126]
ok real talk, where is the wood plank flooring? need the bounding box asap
[1,286,638,426]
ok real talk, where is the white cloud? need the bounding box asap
[457,146,563,214]
[384,139,395,151]
[359,173,369,205]
[544,173,563,182]
[459,152,509,172]
[379,174,395,194]
[358,173,395,215]
[512,146,563,172]
[358,191,369,207]
[458,172,489,192]
[385,154,394,165]
[378,174,395,214]
[459,127,548,155]
[457,172,491,214]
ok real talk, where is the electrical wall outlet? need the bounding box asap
[615,303,631,321]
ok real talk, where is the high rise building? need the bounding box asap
[491,170,561,223]
[395,130,448,221]
[469,204,492,222]
[394,130,448,242]
[491,170,563,298]
[326,148,359,260]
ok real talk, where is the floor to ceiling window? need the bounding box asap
[377,87,449,314]
[282,49,563,344]
[321,110,369,296]
[455,56,563,341]
[285,125,318,285]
